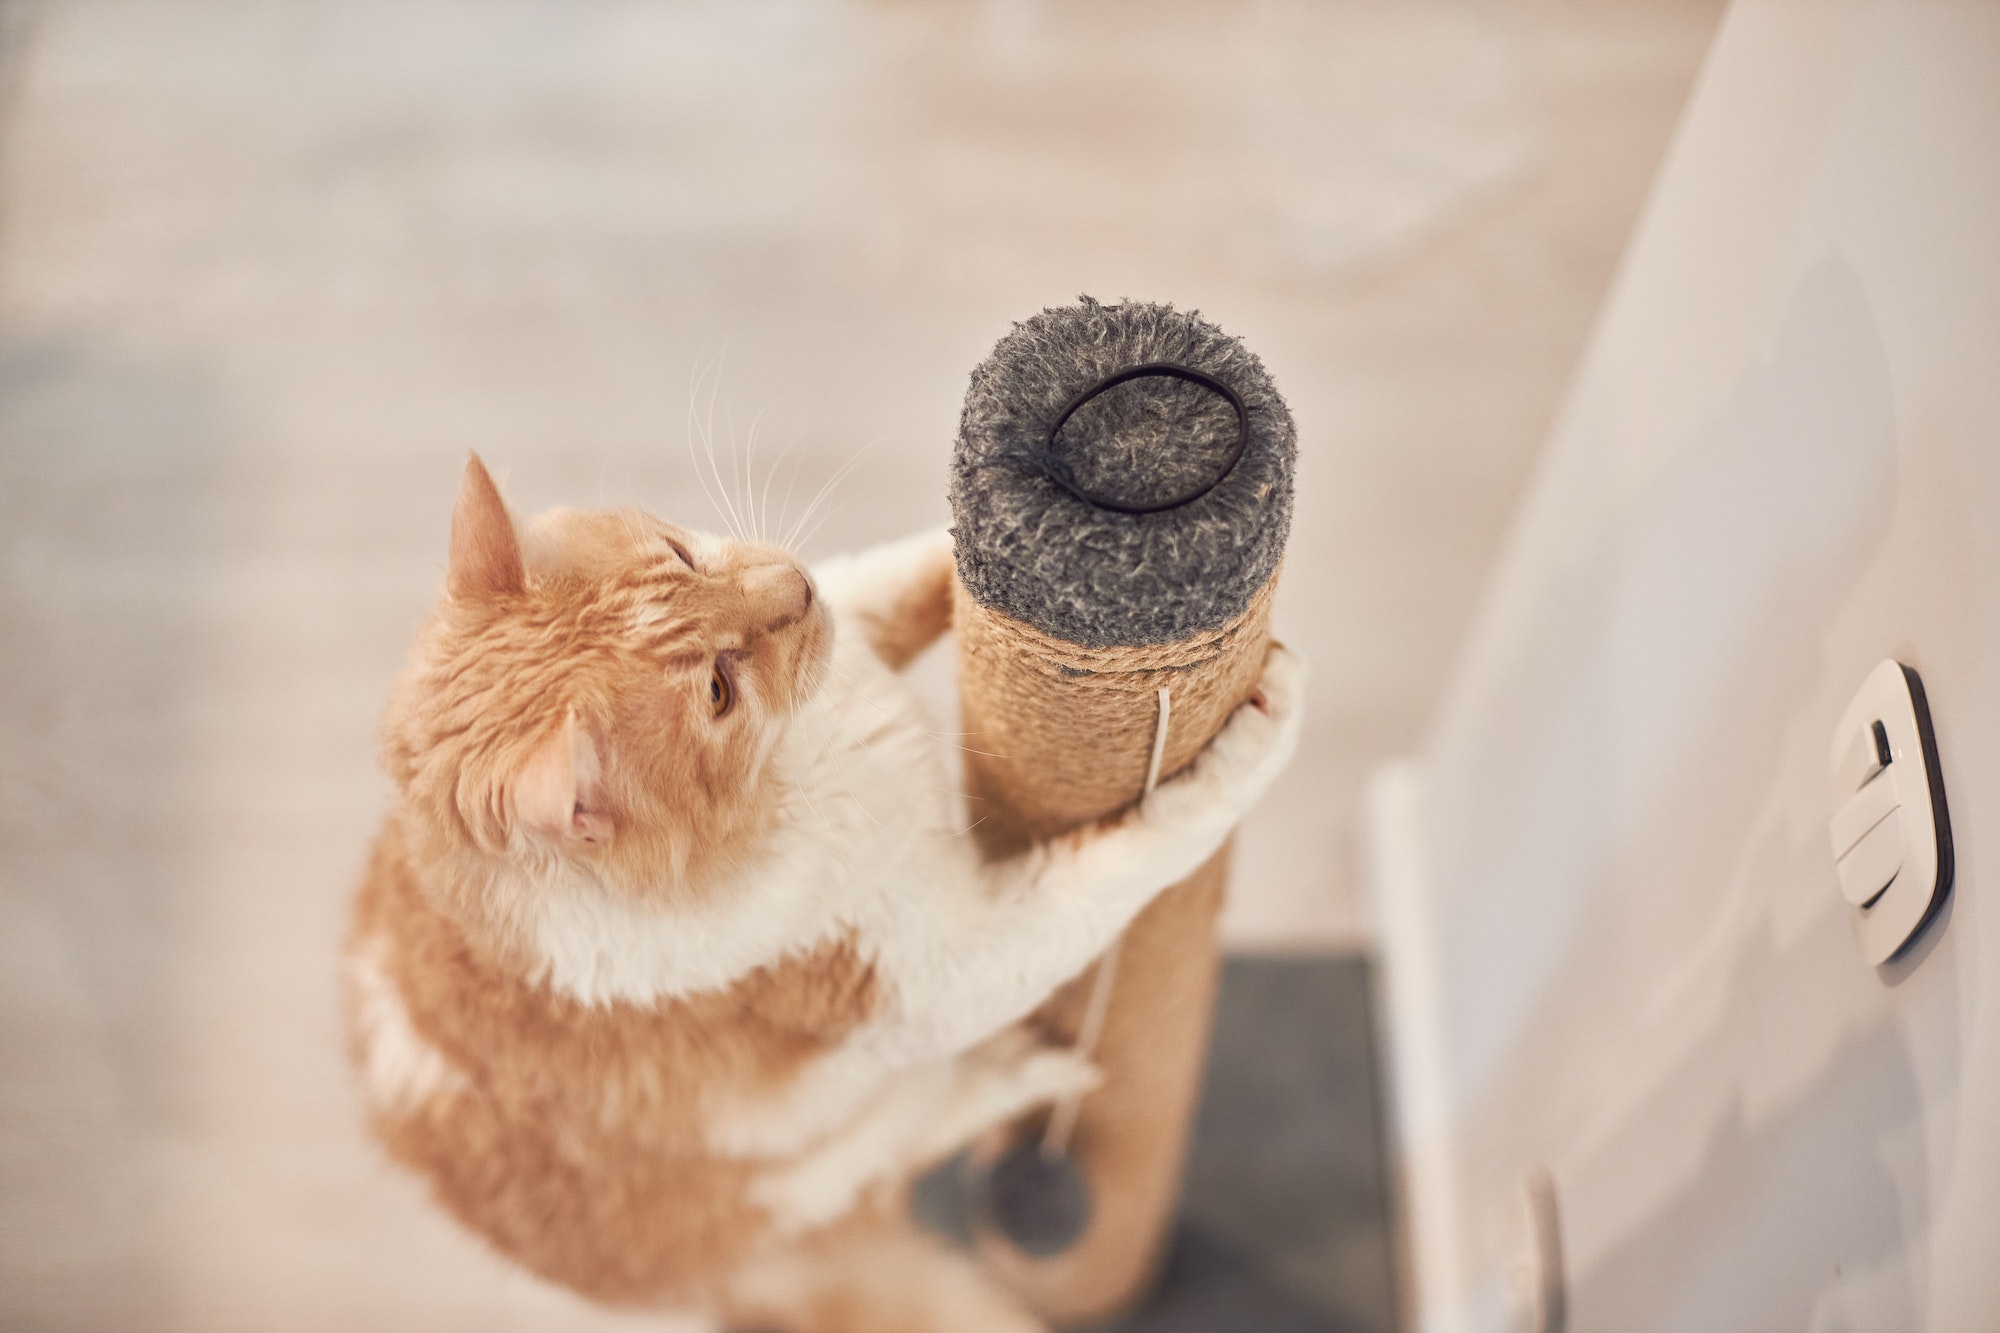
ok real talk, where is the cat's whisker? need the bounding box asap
[791,500,856,557]
[788,472,861,549]
[695,351,749,542]
[775,446,808,553]
[686,357,742,541]
[827,759,892,831]
[936,804,992,836]
[917,729,988,745]
[721,389,757,546]
[781,444,876,553]
[812,661,944,729]
[756,425,804,550]
[741,402,779,543]
[794,736,895,834]
[786,769,839,837]
[688,352,752,544]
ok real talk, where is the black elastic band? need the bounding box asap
[1040,362,1250,515]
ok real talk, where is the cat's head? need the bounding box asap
[383,455,828,907]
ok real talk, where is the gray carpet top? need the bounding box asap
[950,298,1297,649]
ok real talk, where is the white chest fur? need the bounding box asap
[521,623,961,1010]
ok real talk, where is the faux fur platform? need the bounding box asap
[950,298,1296,649]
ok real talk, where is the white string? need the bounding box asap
[1142,685,1173,798]
[1042,685,1171,1158]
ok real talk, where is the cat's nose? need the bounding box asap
[740,562,813,630]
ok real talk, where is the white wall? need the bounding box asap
[1375,2,2000,1330]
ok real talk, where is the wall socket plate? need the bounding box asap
[1827,660,1953,966]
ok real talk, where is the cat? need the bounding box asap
[344,455,1304,1332]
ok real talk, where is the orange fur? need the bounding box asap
[377,464,827,964]
[349,820,877,1304]
[348,457,873,1309]
[334,458,1259,1331]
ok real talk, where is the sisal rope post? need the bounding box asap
[949,298,1295,1323]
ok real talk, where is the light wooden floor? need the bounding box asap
[0,0,1719,1326]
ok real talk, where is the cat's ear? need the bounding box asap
[516,712,612,844]
[448,454,526,601]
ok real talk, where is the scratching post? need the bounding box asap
[950,298,1295,1322]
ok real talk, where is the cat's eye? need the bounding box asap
[666,537,696,570]
[709,663,734,718]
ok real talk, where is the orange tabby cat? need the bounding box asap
[344,456,1302,1331]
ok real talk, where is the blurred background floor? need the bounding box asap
[0,0,1721,1326]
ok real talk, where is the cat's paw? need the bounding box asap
[899,1033,1100,1170]
[813,527,956,670]
[1146,643,1306,829]
[964,1026,1102,1107]
[1000,1045,1102,1109]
